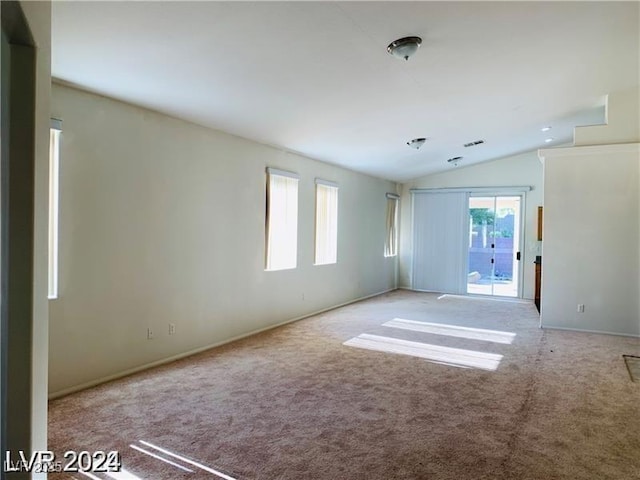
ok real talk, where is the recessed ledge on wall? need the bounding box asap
[409,186,532,194]
[538,143,640,163]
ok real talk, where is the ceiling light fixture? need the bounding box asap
[387,36,422,61]
[544,138,554,143]
[541,126,552,132]
[407,138,427,149]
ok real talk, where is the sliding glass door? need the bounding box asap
[467,195,522,297]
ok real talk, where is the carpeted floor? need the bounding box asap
[48,290,640,479]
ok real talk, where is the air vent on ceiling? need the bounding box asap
[407,138,427,149]
[447,156,463,164]
[463,139,485,148]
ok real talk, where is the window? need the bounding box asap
[384,193,399,257]
[49,119,62,299]
[265,168,299,271]
[314,179,338,265]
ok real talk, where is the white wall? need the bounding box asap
[540,144,639,336]
[50,83,397,395]
[399,151,543,299]
[540,85,640,336]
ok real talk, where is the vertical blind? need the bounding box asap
[315,180,338,265]
[412,191,468,294]
[384,194,399,257]
[265,169,299,271]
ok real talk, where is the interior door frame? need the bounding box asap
[1,0,37,463]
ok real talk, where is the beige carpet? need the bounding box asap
[48,290,640,479]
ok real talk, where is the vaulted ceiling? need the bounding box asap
[51,1,639,182]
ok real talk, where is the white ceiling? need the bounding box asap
[51,1,639,182]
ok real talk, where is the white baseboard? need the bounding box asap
[438,294,531,304]
[398,288,533,304]
[541,324,640,339]
[49,287,398,400]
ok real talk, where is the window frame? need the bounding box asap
[48,119,62,299]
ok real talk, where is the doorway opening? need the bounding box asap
[467,195,522,297]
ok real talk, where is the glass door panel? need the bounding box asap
[467,195,521,297]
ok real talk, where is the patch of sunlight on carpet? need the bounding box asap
[384,318,516,344]
[344,333,503,371]
[135,440,237,480]
[105,468,145,479]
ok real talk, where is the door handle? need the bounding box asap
[516,251,521,261]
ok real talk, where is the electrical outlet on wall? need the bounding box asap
[577,304,585,313]
[147,328,154,340]
[169,323,176,335]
